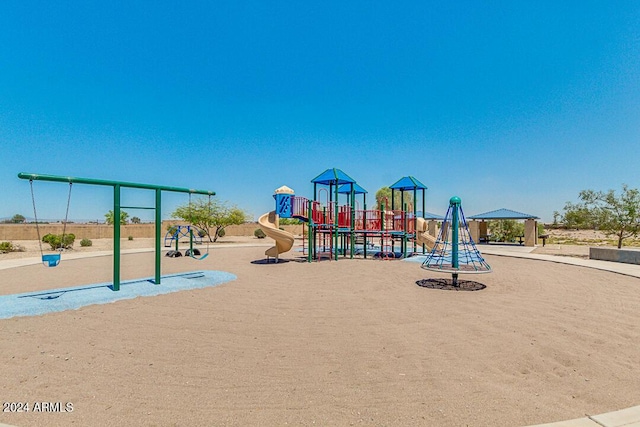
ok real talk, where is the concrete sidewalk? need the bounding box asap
[528,405,640,427]
[0,242,272,271]
[482,245,640,279]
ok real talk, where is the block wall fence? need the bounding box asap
[0,222,303,241]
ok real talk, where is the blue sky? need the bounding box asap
[1,1,638,223]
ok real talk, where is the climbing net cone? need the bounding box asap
[421,197,491,278]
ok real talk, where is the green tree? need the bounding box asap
[11,214,26,223]
[561,201,599,230]
[105,210,130,225]
[172,197,248,242]
[564,185,640,248]
[131,216,141,224]
[488,220,524,242]
[375,187,413,210]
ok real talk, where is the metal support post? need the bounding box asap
[113,184,121,291]
[155,189,162,284]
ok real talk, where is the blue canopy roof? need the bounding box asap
[337,183,367,194]
[468,208,539,220]
[311,168,357,185]
[417,211,445,220]
[389,176,428,191]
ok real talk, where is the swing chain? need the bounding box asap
[29,180,44,258]
[29,180,73,255]
[60,183,73,252]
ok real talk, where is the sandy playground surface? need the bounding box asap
[1,236,640,426]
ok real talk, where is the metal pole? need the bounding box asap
[380,201,385,257]
[350,184,355,259]
[451,196,460,286]
[403,202,408,258]
[18,173,214,291]
[421,188,425,254]
[452,197,459,269]
[363,194,367,259]
[18,173,214,196]
[155,188,162,285]
[113,184,121,291]
[363,202,368,259]
[413,187,417,253]
[334,182,339,261]
[307,199,312,263]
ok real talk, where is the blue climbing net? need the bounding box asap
[421,202,491,274]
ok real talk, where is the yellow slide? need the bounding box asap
[258,211,295,262]
[415,217,438,251]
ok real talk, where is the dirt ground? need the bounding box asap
[1,237,640,426]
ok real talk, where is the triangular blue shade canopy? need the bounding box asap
[311,168,356,185]
[468,208,539,220]
[417,211,445,220]
[337,183,367,194]
[389,176,428,191]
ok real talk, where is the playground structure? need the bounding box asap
[163,225,210,259]
[422,196,491,286]
[259,169,441,262]
[19,173,215,290]
[164,225,205,248]
[258,211,295,263]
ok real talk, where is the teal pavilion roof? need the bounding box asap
[389,176,428,191]
[468,208,539,220]
[311,168,356,185]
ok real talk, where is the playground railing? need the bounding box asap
[338,206,351,228]
[293,196,309,218]
[383,210,406,232]
[357,210,382,231]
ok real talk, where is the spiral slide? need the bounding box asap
[258,211,295,262]
[415,217,438,251]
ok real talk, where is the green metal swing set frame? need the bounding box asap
[19,172,215,291]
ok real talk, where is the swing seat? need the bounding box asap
[185,249,208,261]
[42,254,61,267]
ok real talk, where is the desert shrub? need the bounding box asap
[197,229,206,238]
[216,228,226,238]
[128,235,134,241]
[254,228,266,239]
[0,241,14,253]
[0,242,24,253]
[80,238,93,247]
[42,233,76,250]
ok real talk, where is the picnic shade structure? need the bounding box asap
[468,208,540,246]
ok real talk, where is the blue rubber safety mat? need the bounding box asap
[403,255,429,263]
[0,270,236,320]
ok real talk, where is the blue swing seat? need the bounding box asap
[42,254,61,267]
[185,248,209,261]
[192,253,209,261]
